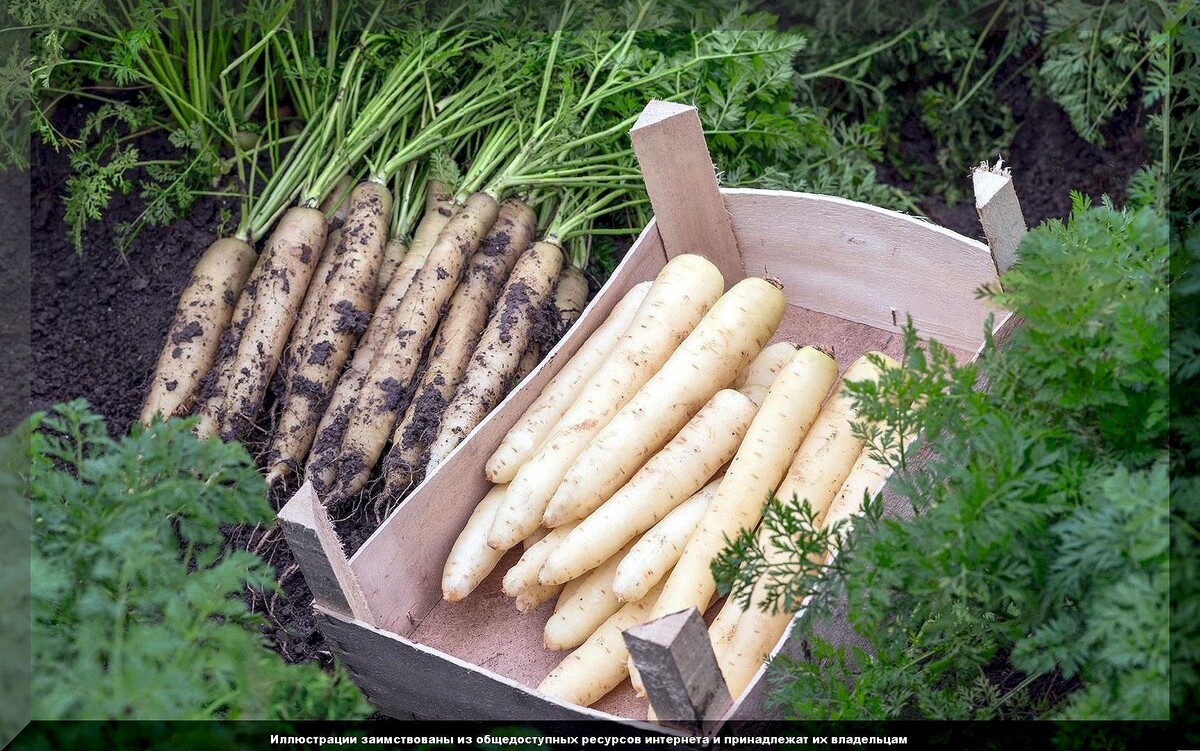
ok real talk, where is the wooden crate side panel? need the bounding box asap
[317,606,656,725]
[349,223,669,636]
[723,189,1000,351]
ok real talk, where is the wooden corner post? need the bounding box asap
[277,480,377,623]
[630,100,744,285]
[623,608,732,733]
[972,159,1028,279]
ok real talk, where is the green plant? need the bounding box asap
[29,400,371,719]
[714,192,1171,719]
[787,0,1181,204]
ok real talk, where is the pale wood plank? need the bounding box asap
[316,603,666,728]
[624,608,732,732]
[723,189,1001,352]
[309,487,376,623]
[630,101,743,285]
[277,482,376,621]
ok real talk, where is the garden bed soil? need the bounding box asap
[29,88,1145,685]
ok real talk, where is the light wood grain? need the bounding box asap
[624,608,732,731]
[317,602,670,729]
[724,189,1000,351]
[631,101,743,285]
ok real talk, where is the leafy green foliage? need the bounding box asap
[1034,0,1169,145]
[722,196,1171,719]
[713,494,844,615]
[29,400,371,719]
[788,0,1174,203]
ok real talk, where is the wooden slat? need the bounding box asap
[624,608,732,732]
[310,487,376,623]
[316,604,666,729]
[348,222,669,636]
[630,100,743,285]
[722,189,1002,352]
[973,161,1027,278]
[277,483,352,617]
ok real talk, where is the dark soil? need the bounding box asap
[29,82,1146,681]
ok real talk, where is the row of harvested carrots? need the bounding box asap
[139,177,586,506]
[440,253,901,713]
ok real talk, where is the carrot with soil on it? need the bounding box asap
[206,31,427,441]
[510,263,589,384]
[321,173,356,227]
[140,237,257,425]
[279,227,343,387]
[373,165,427,299]
[216,206,329,440]
[420,238,565,473]
[484,280,650,484]
[376,236,409,301]
[648,345,839,624]
[263,179,393,485]
[305,177,456,491]
[328,190,501,501]
[322,78,540,501]
[380,198,537,494]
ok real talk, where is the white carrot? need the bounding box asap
[502,521,580,598]
[484,281,651,484]
[266,181,392,483]
[375,237,407,299]
[543,540,635,651]
[487,255,724,550]
[715,353,899,699]
[543,277,788,527]
[611,479,718,602]
[537,583,663,708]
[736,341,798,406]
[441,483,511,602]
[281,227,343,386]
[536,389,755,584]
[649,345,838,622]
[515,582,564,613]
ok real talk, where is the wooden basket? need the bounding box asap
[278,100,1027,730]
